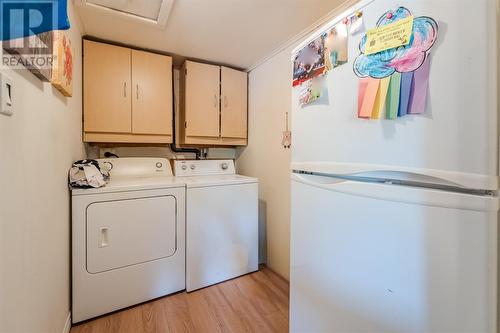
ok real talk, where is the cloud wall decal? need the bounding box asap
[354,7,438,79]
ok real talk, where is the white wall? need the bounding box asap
[236,0,360,282]
[236,46,293,280]
[236,4,357,281]
[0,3,84,332]
[92,146,236,160]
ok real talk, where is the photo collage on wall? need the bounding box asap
[293,10,366,108]
[292,21,349,107]
[292,6,438,119]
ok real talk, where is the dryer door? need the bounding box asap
[86,195,177,274]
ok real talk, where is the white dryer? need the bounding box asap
[173,160,258,292]
[72,158,185,323]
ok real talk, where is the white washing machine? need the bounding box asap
[173,160,258,292]
[72,158,185,323]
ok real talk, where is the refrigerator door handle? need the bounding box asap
[291,173,499,212]
[291,162,499,191]
[293,168,497,195]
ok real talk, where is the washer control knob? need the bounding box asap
[221,162,229,170]
[156,162,163,169]
[181,165,187,170]
[190,164,196,170]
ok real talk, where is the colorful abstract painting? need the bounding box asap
[51,30,73,97]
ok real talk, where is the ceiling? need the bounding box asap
[75,0,346,70]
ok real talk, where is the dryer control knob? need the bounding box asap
[181,165,188,170]
[190,164,196,170]
[221,162,229,170]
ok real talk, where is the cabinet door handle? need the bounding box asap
[224,95,228,108]
[214,94,218,108]
[136,84,139,100]
[123,82,127,98]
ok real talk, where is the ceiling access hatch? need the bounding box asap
[78,0,174,27]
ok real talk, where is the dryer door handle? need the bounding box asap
[99,227,109,248]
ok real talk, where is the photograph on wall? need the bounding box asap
[324,22,348,71]
[51,30,73,97]
[350,12,365,35]
[298,76,329,107]
[292,35,326,87]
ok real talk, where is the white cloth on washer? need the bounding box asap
[69,160,107,188]
[83,164,106,188]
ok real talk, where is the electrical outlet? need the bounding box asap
[100,148,117,158]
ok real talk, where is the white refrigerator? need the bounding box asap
[290,0,499,332]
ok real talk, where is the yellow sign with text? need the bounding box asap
[365,16,414,55]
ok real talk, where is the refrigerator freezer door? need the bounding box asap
[291,174,498,333]
[291,0,498,190]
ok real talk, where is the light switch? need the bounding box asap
[0,73,13,116]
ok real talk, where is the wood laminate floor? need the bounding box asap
[71,267,289,333]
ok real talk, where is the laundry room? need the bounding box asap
[1,0,499,332]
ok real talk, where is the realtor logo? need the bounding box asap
[2,1,53,43]
[0,0,70,74]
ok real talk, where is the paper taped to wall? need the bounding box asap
[371,76,390,119]
[365,15,414,55]
[398,71,414,117]
[408,55,431,114]
[386,72,401,119]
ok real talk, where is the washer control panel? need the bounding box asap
[96,158,173,177]
[173,160,236,177]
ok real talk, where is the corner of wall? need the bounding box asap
[62,312,72,333]
[0,1,85,332]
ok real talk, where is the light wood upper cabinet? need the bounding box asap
[131,50,173,135]
[180,61,247,146]
[83,40,173,144]
[183,61,220,138]
[84,40,132,133]
[221,66,247,139]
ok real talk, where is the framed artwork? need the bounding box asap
[51,30,73,97]
[2,31,53,81]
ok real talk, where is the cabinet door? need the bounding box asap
[221,66,247,139]
[84,40,131,133]
[132,50,173,135]
[184,61,220,138]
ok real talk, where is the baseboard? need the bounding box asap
[62,312,71,333]
[260,264,290,283]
